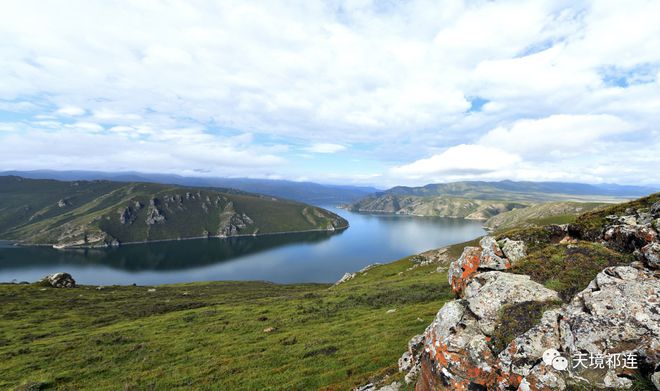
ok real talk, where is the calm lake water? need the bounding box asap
[0,207,485,285]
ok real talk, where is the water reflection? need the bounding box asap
[0,207,484,285]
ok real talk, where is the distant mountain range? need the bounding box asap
[0,176,347,248]
[0,170,379,205]
[348,180,660,220]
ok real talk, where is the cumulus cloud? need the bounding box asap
[479,114,633,156]
[55,106,85,116]
[0,1,659,185]
[305,143,347,154]
[391,144,521,179]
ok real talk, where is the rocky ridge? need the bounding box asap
[398,195,660,390]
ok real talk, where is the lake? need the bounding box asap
[0,207,485,285]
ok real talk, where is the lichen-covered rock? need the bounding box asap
[463,272,560,335]
[39,272,76,288]
[415,261,659,390]
[448,246,481,295]
[413,272,560,390]
[494,265,659,390]
[479,236,510,270]
[399,334,424,383]
[602,223,657,253]
[499,238,527,264]
[641,242,660,269]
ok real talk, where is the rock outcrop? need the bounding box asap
[39,272,76,288]
[400,194,660,390]
[447,236,526,295]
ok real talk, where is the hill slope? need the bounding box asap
[0,170,380,204]
[483,201,607,231]
[0,176,347,248]
[348,180,654,219]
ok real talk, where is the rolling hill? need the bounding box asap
[348,180,658,219]
[0,176,347,248]
[0,170,379,205]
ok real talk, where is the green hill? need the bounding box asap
[347,180,635,219]
[0,176,347,248]
[483,201,607,231]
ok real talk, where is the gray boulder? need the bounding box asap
[641,242,660,269]
[499,238,527,265]
[479,236,510,270]
[463,271,560,335]
[39,272,76,288]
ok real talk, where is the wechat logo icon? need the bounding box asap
[543,348,568,371]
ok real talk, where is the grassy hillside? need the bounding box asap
[0,257,450,390]
[483,201,607,231]
[348,180,634,219]
[348,194,528,219]
[383,180,655,200]
[0,176,347,248]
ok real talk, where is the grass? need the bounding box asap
[510,241,633,302]
[571,192,660,241]
[490,300,562,354]
[0,256,451,391]
[0,176,347,247]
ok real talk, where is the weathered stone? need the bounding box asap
[641,242,660,269]
[145,198,166,225]
[603,224,657,252]
[463,272,560,335]
[560,266,659,360]
[499,238,527,264]
[399,334,425,383]
[39,272,76,288]
[448,246,481,295]
[479,236,510,270]
[495,265,659,390]
[651,201,660,217]
[335,272,355,285]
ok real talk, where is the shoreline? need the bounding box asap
[3,223,350,250]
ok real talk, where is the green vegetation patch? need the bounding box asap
[511,242,633,301]
[0,257,451,391]
[571,192,660,241]
[490,300,562,355]
[495,225,566,253]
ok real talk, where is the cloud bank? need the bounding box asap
[0,0,658,186]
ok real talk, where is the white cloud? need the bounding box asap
[0,1,659,185]
[479,114,634,157]
[306,143,347,154]
[391,144,521,179]
[55,106,85,116]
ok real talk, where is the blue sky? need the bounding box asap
[1,0,659,187]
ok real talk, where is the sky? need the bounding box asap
[1,0,659,188]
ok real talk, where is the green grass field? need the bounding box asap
[0,257,451,390]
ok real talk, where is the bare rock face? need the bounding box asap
[39,272,76,288]
[219,213,254,237]
[145,198,166,225]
